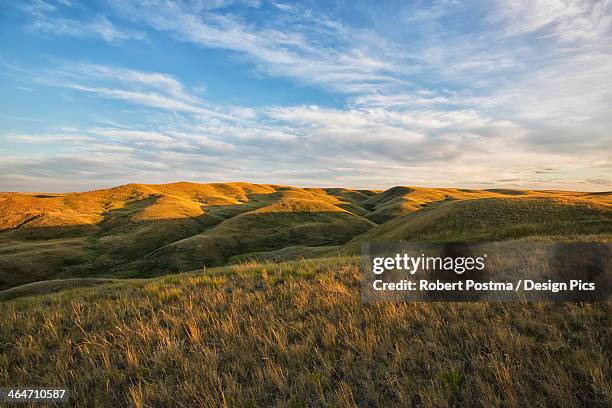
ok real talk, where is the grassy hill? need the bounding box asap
[1,256,610,406]
[1,182,611,407]
[344,195,612,253]
[1,182,610,290]
[0,183,373,289]
[144,189,375,272]
[358,186,611,224]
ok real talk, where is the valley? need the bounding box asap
[1,182,610,292]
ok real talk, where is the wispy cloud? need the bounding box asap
[28,14,146,42]
[108,0,409,94]
[2,0,611,191]
[17,0,145,43]
[33,62,239,120]
[491,0,612,43]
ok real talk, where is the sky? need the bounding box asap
[0,0,611,192]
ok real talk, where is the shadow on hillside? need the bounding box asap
[33,194,62,199]
[485,189,528,195]
[0,192,372,290]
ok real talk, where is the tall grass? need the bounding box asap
[1,256,610,407]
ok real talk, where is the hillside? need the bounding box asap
[0,183,371,289]
[1,183,611,407]
[358,186,611,224]
[1,182,610,290]
[144,189,375,272]
[344,195,612,252]
[1,257,610,406]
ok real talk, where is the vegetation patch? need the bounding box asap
[1,256,610,407]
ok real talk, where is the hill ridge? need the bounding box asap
[0,182,610,291]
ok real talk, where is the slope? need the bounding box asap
[144,189,375,272]
[1,256,609,406]
[0,183,374,288]
[1,182,610,290]
[344,195,612,252]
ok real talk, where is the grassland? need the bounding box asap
[0,182,375,289]
[1,256,610,407]
[1,182,610,290]
[344,195,612,253]
[1,182,610,407]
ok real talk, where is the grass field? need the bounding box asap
[1,256,610,407]
[344,196,612,253]
[1,182,611,407]
[1,182,610,290]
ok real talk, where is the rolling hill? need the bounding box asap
[0,182,610,291]
[344,195,612,252]
[1,182,611,407]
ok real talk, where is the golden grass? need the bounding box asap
[1,256,610,407]
[1,183,610,406]
[360,186,611,224]
[0,277,118,301]
[345,196,612,253]
[146,192,375,271]
[1,182,610,291]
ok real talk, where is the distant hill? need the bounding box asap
[0,182,610,290]
[344,195,612,253]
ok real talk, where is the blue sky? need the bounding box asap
[0,0,610,191]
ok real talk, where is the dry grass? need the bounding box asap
[345,196,612,253]
[1,183,610,406]
[1,183,610,290]
[359,186,611,224]
[0,183,375,289]
[1,256,610,407]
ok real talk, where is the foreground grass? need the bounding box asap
[1,256,610,407]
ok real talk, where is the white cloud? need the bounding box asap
[3,1,611,191]
[8,133,94,143]
[87,128,175,143]
[18,0,146,43]
[67,64,196,103]
[107,0,408,94]
[35,63,239,121]
[492,0,612,43]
